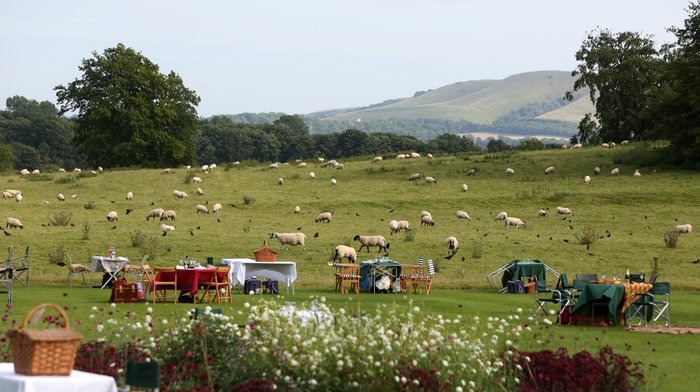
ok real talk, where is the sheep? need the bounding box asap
[3,191,13,198]
[594,166,601,175]
[456,211,472,221]
[461,183,468,192]
[200,165,209,171]
[610,168,620,176]
[335,163,344,170]
[212,203,222,214]
[420,211,432,219]
[584,175,591,184]
[192,176,203,183]
[162,168,172,174]
[233,161,241,166]
[293,205,301,214]
[90,170,97,175]
[309,172,316,179]
[601,143,610,148]
[330,178,337,186]
[20,169,30,176]
[372,156,383,163]
[445,236,459,257]
[277,178,284,186]
[495,211,508,221]
[106,211,119,222]
[160,223,175,234]
[410,152,421,159]
[73,168,81,174]
[172,190,189,199]
[146,208,165,221]
[538,209,546,217]
[297,162,307,168]
[504,216,527,228]
[408,173,421,181]
[270,232,307,248]
[544,166,555,175]
[209,163,217,170]
[633,170,641,177]
[396,153,407,159]
[315,212,333,223]
[333,245,357,263]
[561,144,568,149]
[610,142,616,148]
[388,219,410,234]
[98,166,104,173]
[15,194,23,202]
[71,194,79,200]
[353,235,389,253]
[58,168,66,173]
[125,191,133,200]
[421,214,436,226]
[196,187,204,195]
[426,153,433,159]
[196,204,209,214]
[160,210,177,221]
[268,163,279,170]
[556,207,574,216]
[317,157,325,163]
[621,140,630,145]
[573,143,583,149]
[506,168,515,176]
[424,176,436,184]
[6,217,23,229]
[672,224,693,234]
[466,169,476,176]
[32,169,41,175]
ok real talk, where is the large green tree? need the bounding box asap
[566,29,660,144]
[55,44,200,168]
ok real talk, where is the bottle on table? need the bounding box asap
[625,267,630,283]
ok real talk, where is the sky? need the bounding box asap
[0,0,691,117]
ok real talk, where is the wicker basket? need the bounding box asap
[254,240,278,262]
[7,303,83,375]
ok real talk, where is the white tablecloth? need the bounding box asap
[91,256,129,272]
[0,363,117,392]
[221,258,297,294]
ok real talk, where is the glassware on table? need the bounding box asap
[601,271,606,281]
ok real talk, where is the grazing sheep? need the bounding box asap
[2,191,13,198]
[212,203,222,214]
[192,176,203,183]
[90,170,97,175]
[209,163,216,170]
[333,245,357,263]
[71,194,79,200]
[506,168,515,176]
[573,143,583,149]
[372,156,383,163]
[196,204,209,214]
[172,190,189,199]
[461,183,468,192]
[32,169,41,175]
[160,210,177,221]
[335,163,344,170]
[556,207,574,216]
[330,178,337,186]
[633,170,641,177]
[621,140,630,145]
[424,176,436,184]
[538,209,546,217]
[315,212,333,223]
[125,191,133,200]
[268,163,279,170]
[277,178,284,186]
[270,232,307,248]
[445,236,459,257]
[73,168,81,174]
[297,162,307,168]
[58,168,66,173]
[544,166,555,175]
[293,205,301,214]
[98,166,104,173]
[610,142,616,148]
[561,144,568,149]
[420,211,432,218]
[421,214,436,226]
[466,169,476,176]
[160,223,175,234]
[408,173,421,181]
[196,188,204,195]
[610,168,620,176]
[672,224,693,234]
[162,168,172,174]
[309,172,316,179]
[410,152,421,158]
[146,208,165,221]
[106,211,118,222]
[601,143,610,148]
[20,169,30,176]
[6,217,24,229]
[353,235,389,253]
[396,153,407,159]
[201,164,210,172]
[15,194,23,202]
[495,211,508,221]
[504,216,527,228]
[388,219,410,234]
[426,153,433,159]
[584,175,591,184]
[456,211,472,220]
[594,166,601,175]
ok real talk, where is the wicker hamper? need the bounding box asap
[7,303,83,375]
[253,240,278,262]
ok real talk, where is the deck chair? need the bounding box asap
[626,282,671,327]
[335,263,360,294]
[123,255,148,283]
[534,274,574,324]
[8,246,30,288]
[153,267,178,303]
[628,273,644,283]
[122,359,160,391]
[65,254,91,287]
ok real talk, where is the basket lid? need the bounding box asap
[14,328,83,342]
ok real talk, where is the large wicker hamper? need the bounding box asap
[7,303,83,375]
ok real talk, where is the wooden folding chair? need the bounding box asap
[335,263,360,294]
[200,266,232,304]
[141,264,155,301]
[123,255,148,283]
[153,267,178,304]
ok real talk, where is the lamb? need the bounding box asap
[196,188,204,195]
[192,176,203,183]
[456,211,472,221]
[408,173,421,181]
[594,167,601,175]
[6,217,23,229]
[160,223,175,235]
[125,191,133,200]
[372,156,383,163]
[538,209,546,217]
[672,224,693,234]
[333,245,357,263]
[544,166,555,175]
[556,207,574,216]
[3,191,13,198]
[160,210,177,221]
[353,235,389,253]
[15,194,23,202]
[270,232,307,248]
[584,175,591,184]
[633,170,641,177]
[504,216,526,228]
[445,236,459,257]
[330,178,337,186]
[421,214,435,226]
[212,203,222,214]
[610,168,620,176]
[106,211,118,222]
[461,183,468,192]
[293,206,301,214]
[506,168,515,176]
[466,169,476,176]
[388,219,410,234]
[196,204,209,214]
[146,208,165,221]
[495,211,508,221]
[315,212,333,223]
[277,178,284,186]
[424,176,436,184]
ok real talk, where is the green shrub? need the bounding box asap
[47,245,67,265]
[575,226,599,247]
[81,221,91,240]
[54,175,76,184]
[182,172,195,184]
[664,229,679,248]
[243,195,255,205]
[472,241,484,259]
[26,174,53,182]
[77,171,97,179]
[130,229,147,248]
[48,211,72,226]
[403,228,415,242]
[84,200,96,209]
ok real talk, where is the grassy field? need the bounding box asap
[1,144,699,390]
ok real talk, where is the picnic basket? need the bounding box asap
[253,240,278,262]
[7,303,83,375]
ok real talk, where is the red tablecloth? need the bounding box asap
[155,268,223,296]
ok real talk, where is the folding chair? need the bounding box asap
[335,264,360,294]
[65,254,91,287]
[626,282,671,327]
[153,267,178,303]
[628,273,644,283]
[534,274,574,324]
[141,264,155,301]
[123,255,148,283]
[121,359,160,391]
[8,246,30,288]
[200,266,232,304]
[0,278,11,309]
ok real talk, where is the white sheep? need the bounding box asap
[32,169,41,175]
[372,156,383,163]
[333,245,357,263]
[467,169,476,176]
[105,211,118,222]
[71,194,79,200]
[424,176,436,184]
[90,170,97,175]
[420,211,432,219]
[146,208,165,221]
[160,210,177,221]
[408,173,421,181]
[98,166,104,173]
[445,236,459,257]
[309,172,316,179]
[330,178,337,186]
[209,163,217,170]
[396,153,407,160]
[353,235,389,253]
[601,143,610,148]
[561,144,568,149]
[268,163,279,170]
[15,194,23,202]
[162,168,172,174]
[293,206,301,214]
[270,232,307,248]
[584,175,591,184]
[456,210,472,221]
[461,183,468,192]
[192,176,203,183]
[73,168,81,174]
[277,178,284,186]
[160,223,175,234]
[426,153,433,159]
[3,191,14,198]
[504,216,527,228]
[556,207,574,216]
[125,191,133,200]
[172,190,189,199]
[506,168,515,176]
[201,165,209,171]
[20,169,30,176]
[621,140,630,145]
[196,204,209,214]
[5,217,23,229]
[335,163,344,170]
[233,161,241,166]
[594,167,601,175]
[315,212,333,223]
[297,162,307,168]
[410,152,421,158]
[538,209,546,217]
[573,143,583,149]
[495,211,508,221]
[421,214,435,226]
[633,170,641,177]
[212,203,222,214]
[610,168,620,176]
[672,224,693,234]
[544,166,555,175]
[388,219,410,234]
[58,168,66,173]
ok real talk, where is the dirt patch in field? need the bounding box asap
[625,325,700,334]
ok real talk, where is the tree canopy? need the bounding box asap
[55,43,200,168]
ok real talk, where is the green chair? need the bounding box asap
[534,274,574,324]
[122,359,160,391]
[626,282,671,327]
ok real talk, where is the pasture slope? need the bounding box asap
[1,145,699,290]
